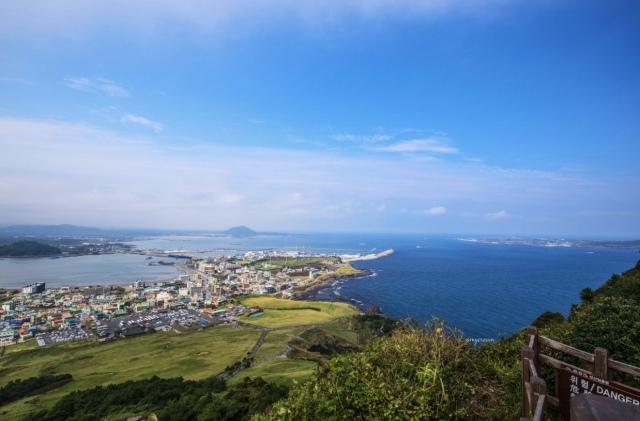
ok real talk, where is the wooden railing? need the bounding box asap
[520,326,640,420]
[521,326,547,420]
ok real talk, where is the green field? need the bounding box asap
[233,297,361,384]
[240,296,360,328]
[253,256,339,270]
[0,325,262,420]
[0,297,362,420]
[229,359,318,386]
[252,326,305,364]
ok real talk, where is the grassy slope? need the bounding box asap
[253,257,338,270]
[240,296,359,328]
[0,296,362,419]
[334,262,363,276]
[235,297,361,385]
[229,359,318,386]
[0,325,261,420]
[293,262,366,292]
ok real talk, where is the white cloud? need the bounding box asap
[485,210,508,220]
[375,138,458,154]
[0,116,632,234]
[331,133,392,142]
[121,114,164,132]
[65,77,129,98]
[425,206,447,216]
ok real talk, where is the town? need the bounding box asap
[0,249,390,348]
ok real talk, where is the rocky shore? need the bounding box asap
[292,267,373,300]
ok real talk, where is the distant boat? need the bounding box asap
[148,260,175,266]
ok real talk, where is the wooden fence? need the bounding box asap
[520,326,640,420]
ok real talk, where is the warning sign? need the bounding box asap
[557,366,640,418]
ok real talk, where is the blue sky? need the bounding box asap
[0,0,639,236]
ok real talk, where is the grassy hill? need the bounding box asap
[0,325,262,419]
[0,297,363,420]
[240,296,359,328]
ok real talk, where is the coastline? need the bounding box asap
[293,248,394,306]
[293,267,373,300]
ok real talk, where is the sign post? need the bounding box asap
[556,365,640,419]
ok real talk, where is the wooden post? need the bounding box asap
[593,348,609,380]
[522,346,535,417]
[531,376,547,421]
[527,326,539,371]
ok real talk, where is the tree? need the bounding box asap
[580,287,594,303]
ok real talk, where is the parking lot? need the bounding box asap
[36,327,94,346]
[96,309,219,338]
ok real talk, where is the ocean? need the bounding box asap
[1,233,637,339]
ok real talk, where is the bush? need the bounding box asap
[34,375,287,421]
[563,296,640,366]
[593,262,640,302]
[0,374,72,405]
[257,321,520,420]
[532,311,565,329]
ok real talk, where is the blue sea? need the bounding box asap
[1,233,638,339]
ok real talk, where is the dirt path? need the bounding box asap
[219,327,271,380]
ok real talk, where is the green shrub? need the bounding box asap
[33,376,287,421]
[0,374,72,406]
[532,311,565,329]
[593,262,640,302]
[563,296,640,366]
[256,321,520,420]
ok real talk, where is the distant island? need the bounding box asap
[0,240,62,257]
[223,226,257,237]
[458,237,640,249]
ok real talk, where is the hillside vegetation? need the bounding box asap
[0,297,364,420]
[240,296,359,328]
[539,260,640,383]
[257,259,640,420]
[2,262,639,420]
[0,241,61,257]
[0,326,262,419]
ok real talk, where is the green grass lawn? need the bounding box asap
[0,298,361,420]
[334,262,363,276]
[229,359,318,386]
[0,325,262,420]
[229,298,362,386]
[1,340,39,356]
[320,318,360,344]
[252,327,305,364]
[240,296,359,328]
[253,256,339,270]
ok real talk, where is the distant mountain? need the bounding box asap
[0,224,163,238]
[0,224,111,237]
[223,226,257,237]
[0,240,62,257]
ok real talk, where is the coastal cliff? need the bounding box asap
[292,262,371,299]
